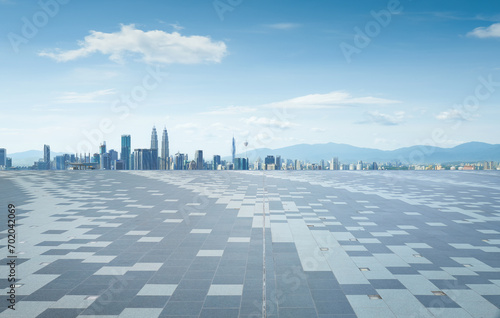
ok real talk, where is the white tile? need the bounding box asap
[207,284,243,296]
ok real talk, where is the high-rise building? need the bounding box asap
[213,155,221,170]
[234,158,249,170]
[0,148,6,166]
[357,160,363,171]
[330,157,339,170]
[161,127,169,170]
[134,149,153,170]
[232,136,236,163]
[151,126,159,170]
[44,145,51,170]
[195,150,203,170]
[109,150,118,162]
[99,142,108,170]
[276,156,282,170]
[107,150,118,170]
[121,135,131,170]
[175,152,185,170]
[6,157,12,169]
[99,142,106,155]
[265,155,275,170]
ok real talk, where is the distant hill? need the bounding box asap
[9,150,66,166]
[225,141,500,164]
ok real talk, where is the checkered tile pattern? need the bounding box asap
[0,170,499,317]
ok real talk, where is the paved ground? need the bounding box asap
[0,170,499,318]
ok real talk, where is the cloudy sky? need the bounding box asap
[1,0,500,158]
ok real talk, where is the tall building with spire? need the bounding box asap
[150,126,158,170]
[161,127,169,170]
[232,136,236,163]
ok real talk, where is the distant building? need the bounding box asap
[330,157,339,170]
[213,155,221,170]
[232,136,236,163]
[265,155,275,170]
[195,150,203,170]
[54,155,70,170]
[134,149,153,170]
[175,153,186,170]
[115,160,125,170]
[99,142,109,170]
[357,161,363,171]
[109,150,118,162]
[0,148,6,166]
[188,160,197,170]
[295,160,301,170]
[372,162,378,170]
[151,126,159,170]
[349,163,355,170]
[44,144,51,170]
[234,158,249,170]
[6,157,12,169]
[161,127,169,170]
[276,156,282,170]
[121,135,131,170]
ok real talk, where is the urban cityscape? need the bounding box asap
[1,1,500,317]
[1,125,499,172]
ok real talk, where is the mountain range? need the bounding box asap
[7,142,500,166]
[230,141,500,164]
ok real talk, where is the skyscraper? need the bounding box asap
[134,149,153,170]
[330,157,339,170]
[151,126,159,170]
[213,155,221,170]
[195,150,203,170]
[175,152,185,170]
[161,127,169,170]
[44,145,50,170]
[121,135,131,170]
[265,155,275,170]
[0,148,6,166]
[232,136,236,163]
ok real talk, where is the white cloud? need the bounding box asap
[361,111,405,126]
[202,106,257,115]
[311,127,326,132]
[436,109,469,121]
[245,116,298,129]
[170,23,185,31]
[39,24,227,64]
[268,91,400,109]
[467,23,500,38]
[175,123,198,130]
[55,89,115,104]
[265,23,301,30]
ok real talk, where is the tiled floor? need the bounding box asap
[0,170,499,317]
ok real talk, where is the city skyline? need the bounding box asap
[1,1,500,155]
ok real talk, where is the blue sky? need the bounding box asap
[1,0,500,158]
